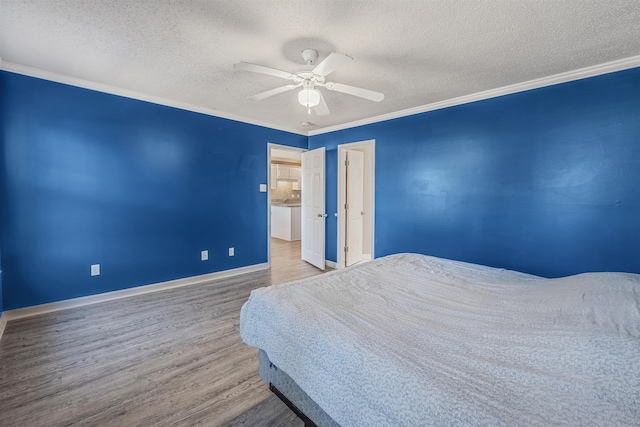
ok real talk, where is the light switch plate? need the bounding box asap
[229,247,234,256]
[259,184,267,192]
[91,264,100,276]
[201,250,208,261]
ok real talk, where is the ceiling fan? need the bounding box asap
[234,49,384,116]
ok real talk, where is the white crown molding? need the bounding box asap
[2,55,639,138]
[0,61,306,136]
[308,55,640,136]
[2,263,268,323]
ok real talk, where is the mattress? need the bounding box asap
[240,253,640,426]
[258,349,339,427]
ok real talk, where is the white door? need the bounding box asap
[345,150,364,266]
[301,147,326,270]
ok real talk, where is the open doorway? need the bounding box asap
[267,143,307,271]
[337,140,375,269]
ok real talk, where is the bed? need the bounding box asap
[240,253,640,426]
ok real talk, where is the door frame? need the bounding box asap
[267,143,307,268]
[337,140,376,269]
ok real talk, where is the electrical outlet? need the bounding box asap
[201,250,209,261]
[229,247,234,256]
[91,264,100,276]
[259,184,267,192]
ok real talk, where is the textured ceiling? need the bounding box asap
[1,1,640,134]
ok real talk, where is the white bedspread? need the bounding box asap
[240,254,640,426]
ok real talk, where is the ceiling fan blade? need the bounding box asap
[312,52,352,76]
[325,82,385,102]
[248,84,298,101]
[233,62,293,80]
[314,92,330,116]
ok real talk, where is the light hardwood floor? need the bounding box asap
[0,238,326,427]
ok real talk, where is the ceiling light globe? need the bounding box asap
[298,88,320,108]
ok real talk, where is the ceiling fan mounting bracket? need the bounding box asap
[300,48,319,65]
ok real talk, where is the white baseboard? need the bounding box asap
[3,263,269,322]
[0,313,6,341]
[326,255,371,270]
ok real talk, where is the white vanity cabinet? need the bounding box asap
[271,205,301,241]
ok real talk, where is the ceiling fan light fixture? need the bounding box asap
[298,88,320,109]
[236,48,384,117]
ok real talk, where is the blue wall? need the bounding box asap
[310,67,640,278]
[1,66,639,310]
[0,71,306,310]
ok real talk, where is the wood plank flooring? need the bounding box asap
[0,238,326,427]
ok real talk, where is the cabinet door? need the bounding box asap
[289,167,301,179]
[277,165,290,178]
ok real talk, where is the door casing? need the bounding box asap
[267,143,307,268]
[337,140,376,269]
